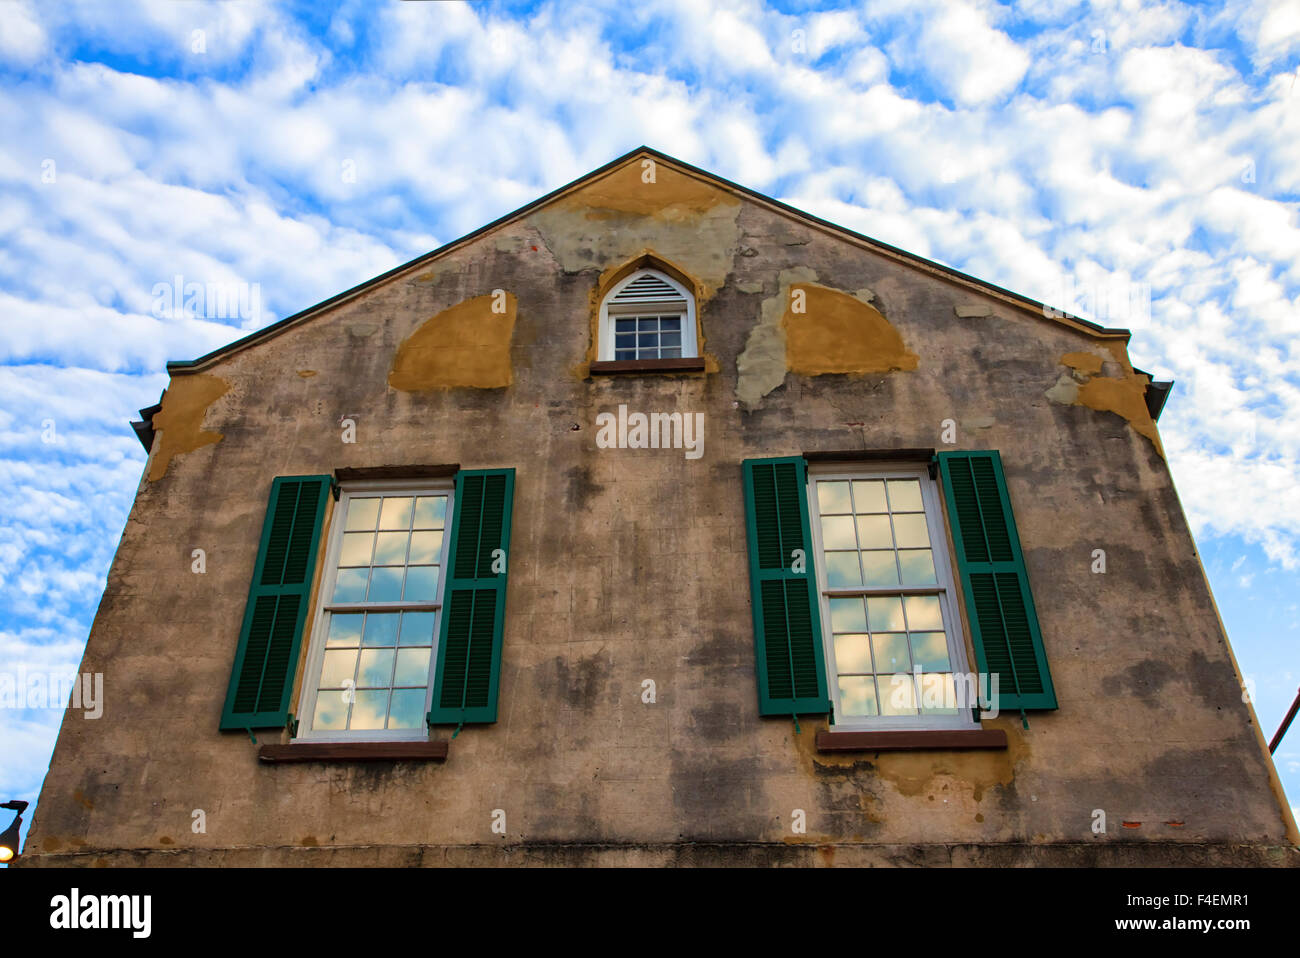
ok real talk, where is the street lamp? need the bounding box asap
[0,801,27,863]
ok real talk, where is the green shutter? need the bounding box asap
[742,457,830,716]
[220,475,331,731]
[428,469,515,726]
[937,451,1057,710]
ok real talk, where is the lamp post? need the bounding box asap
[0,800,27,863]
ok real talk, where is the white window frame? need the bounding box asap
[806,463,977,732]
[597,269,698,361]
[295,479,454,742]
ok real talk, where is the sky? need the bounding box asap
[1,0,1298,855]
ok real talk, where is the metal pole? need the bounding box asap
[1270,686,1300,754]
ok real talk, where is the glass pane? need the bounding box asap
[817,481,851,515]
[893,513,931,549]
[825,551,863,588]
[615,349,635,361]
[852,480,887,512]
[379,497,413,530]
[637,317,657,331]
[861,551,900,587]
[362,613,400,647]
[399,611,437,646]
[660,317,681,331]
[637,333,658,348]
[856,514,893,549]
[357,649,395,688]
[661,347,681,358]
[820,515,857,550]
[319,649,357,688]
[878,674,917,715]
[615,318,635,333]
[867,595,905,632]
[403,566,439,601]
[904,595,943,631]
[368,567,404,602]
[339,532,374,567]
[829,596,867,633]
[408,530,443,564]
[394,648,432,686]
[373,531,409,566]
[326,613,364,647]
[388,689,426,729]
[899,549,937,585]
[872,633,911,673]
[660,331,681,347]
[312,694,348,731]
[920,673,959,714]
[413,496,447,528]
[887,479,923,512]
[833,634,873,674]
[345,498,380,531]
[615,333,635,350]
[910,632,950,672]
[350,690,388,730]
[333,568,369,603]
[838,676,879,717]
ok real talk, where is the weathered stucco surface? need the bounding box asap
[389,292,517,390]
[146,373,229,481]
[22,153,1296,867]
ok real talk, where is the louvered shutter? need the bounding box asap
[428,469,515,726]
[220,475,331,731]
[742,457,830,715]
[937,451,1057,710]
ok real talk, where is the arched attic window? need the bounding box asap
[598,269,698,362]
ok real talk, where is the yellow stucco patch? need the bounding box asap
[1056,349,1164,456]
[557,159,735,221]
[147,373,230,481]
[388,293,517,391]
[1060,351,1103,376]
[783,283,919,375]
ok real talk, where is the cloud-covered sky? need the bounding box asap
[2,0,1298,848]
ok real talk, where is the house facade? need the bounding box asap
[21,148,1297,866]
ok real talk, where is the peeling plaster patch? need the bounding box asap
[348,324,378,338]
[1061,351,1104,376]
[735,266,816,408]
[297,370,317,379]
[388,293,516,391]
[854,287,876,303]
[736,280,764,294]
[870,717,1028,800]
[1048,349,1163,456]
[147,373,230,481]
[956,304,992,318]
[964,416,995,430]
[1045,372,1079,405]
[784,283,919,377]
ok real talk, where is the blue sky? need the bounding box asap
[2,0,1299,854]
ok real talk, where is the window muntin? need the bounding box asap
[297,482,454,741]
[598,269,697,361]
[808,466,975,730]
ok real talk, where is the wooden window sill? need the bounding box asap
[258,741,449,763]
[816,728,1007,752]
[589,358,706,375]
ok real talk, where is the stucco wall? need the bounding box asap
[21,157,1297,866]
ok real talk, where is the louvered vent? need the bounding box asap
[610,272,686,305]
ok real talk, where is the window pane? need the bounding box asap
[852,480,887,512]
[615,318,635,333]
[368,567,404,602]
[838,676,879,717]
[825,551,863,587]
[856,514,893,549]
[345,498,380,531]
[357,649,395,688]
[920,672,959,714]
[871,633,911,673]
[817,481,852,515]
[660,331,681,347]
[333,568,369,603]
[637,333,658,348]
[403,566,439,601]
[615,349,635,361]
[615,333,635,350]
[867,595,905,632]
[829,597,867,632]
[899,549,937,585]
[861,551,900,587]
[661,347,681,358]
[887,479,923,512]
[379,497,413,530]
[394,648,432,687]
[408,530,443,564]
[339,532,374,567]
[361,613,400,647]
[910,632,950,672]
[637,317,657,331]
[904,595,943,631]
[326,613,364,647]
[312,694,348,731]
[388,689,427,729]
[373,531,409,566]
[319,649,357,688]
[893,513,931,549]
[399,611,437,646]
[878,674,917,715]
[413,496,446,528]
[351,691,389,730]
[834,634,873,674]
[820,515,857,550]
[660,317,681,332]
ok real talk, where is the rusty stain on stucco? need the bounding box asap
[147,373,230,481]
[1049,347,1164,457]
[388,292,517,391]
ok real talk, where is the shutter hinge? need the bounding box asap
[245,727,257,745]
[330,478,340,501]
[287,713,299,738]
[928,456,939,480]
